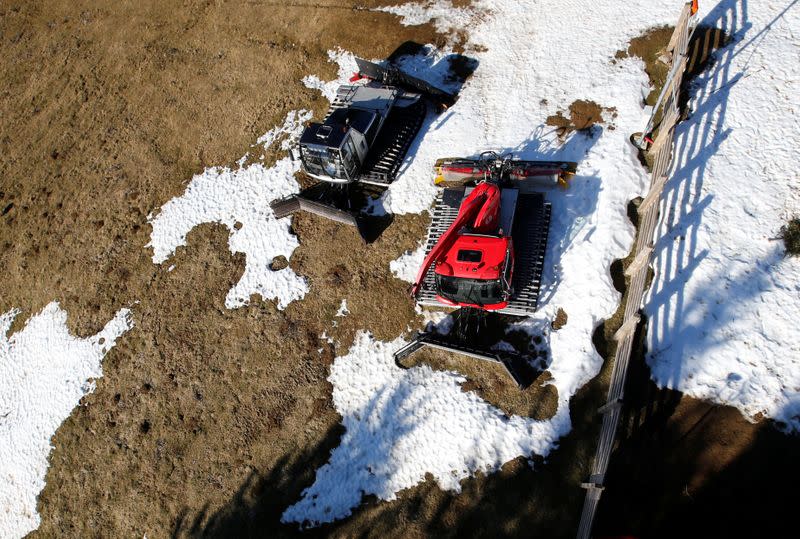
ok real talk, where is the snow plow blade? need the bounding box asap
[393,327,539,389]
[270,184,391,242]
[355,57,457,109]
[271,184,359,226]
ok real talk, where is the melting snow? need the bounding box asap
[282,332,561,526]
[285,0,688,525]
[645,1,800,431]
[0,303,132,539]
[302,49,359,102]
[147,110,312,310]
[376,1,481,35]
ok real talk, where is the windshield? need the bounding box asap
[435,275,505,305]
[300,144,346,179]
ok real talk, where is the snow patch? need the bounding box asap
[147,110,312,310]
[0,303,132,539]
[335,299,350,317]
[302,49,359,102]
[282,332,562,526]
[645,1,800,431]
[390,243,426,283]
[376,1,480,35]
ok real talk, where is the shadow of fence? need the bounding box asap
[645,1,746,389]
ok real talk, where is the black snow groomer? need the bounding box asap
[270,57,458,239]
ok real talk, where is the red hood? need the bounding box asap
[434,234,510,281]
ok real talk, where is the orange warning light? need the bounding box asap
[691,0,699,15]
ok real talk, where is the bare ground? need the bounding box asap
[0,1,449,536]
[1,3,798,538]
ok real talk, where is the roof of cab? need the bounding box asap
[435,234,510,281]
[299,108,376,149]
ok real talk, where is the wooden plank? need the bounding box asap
[649,96,681,155]
[667,4,692,54]
[625,246,653,278]
[625,271,648,318]
[614,314,641,342]
[636,206,659,253]
[638,180,665,217]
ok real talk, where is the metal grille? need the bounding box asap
[358,99,426,185]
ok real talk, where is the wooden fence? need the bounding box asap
[576,3,698,537]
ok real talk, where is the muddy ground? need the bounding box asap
[1,2,798,538]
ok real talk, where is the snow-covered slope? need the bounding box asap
[0,303,132,539]
[645,0,800,431]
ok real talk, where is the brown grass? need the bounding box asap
[546,100,614,138]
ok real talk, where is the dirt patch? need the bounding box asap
[403,346,559,420]
[546,100,615,138]
[615,25,675,106]
[551,308,568,331]
[269,255,290,271]
[286,210,429,352]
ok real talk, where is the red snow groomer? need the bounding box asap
[394,152,575,387]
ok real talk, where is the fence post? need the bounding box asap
[575,4,697,537]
